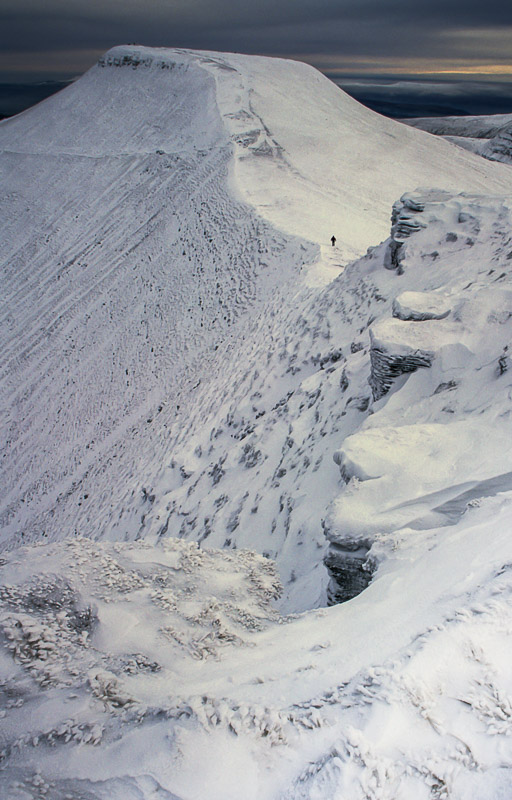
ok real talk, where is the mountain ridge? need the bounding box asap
[2,46,512,798]
[2,46,512,559]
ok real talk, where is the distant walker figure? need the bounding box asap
[331,235,336,247]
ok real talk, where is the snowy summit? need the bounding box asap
[1,45,512,799]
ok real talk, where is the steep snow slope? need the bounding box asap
[3,45,512,798]
[403,112,512,165]
[1,45,511,565]
[3,192,512,798]
[142,188,512,614]
[0,48,316,552]
[196,50,512,253]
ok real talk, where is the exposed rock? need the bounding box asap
[339,368,349,393]
[385,189,455,272]
[239,442,262,468]
[433,380,457,394]
[498,353,510,376]
[324,540,373,605]
[369,346,429,401]
[369,319,434,400]
[346,395,371,412]
[384,239,405,272]
[368,315,467,400]
[327,421,512,568]
[350,341,364,354]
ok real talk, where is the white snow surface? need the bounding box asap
[402,113,512,139]
[1,45,510,556]
[402,114,512,165]
[2,45,512,798]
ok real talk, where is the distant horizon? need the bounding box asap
[2,0,512,109]
[2,46,512,86]
[1,57,512,122]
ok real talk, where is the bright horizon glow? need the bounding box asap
[291,53,512,79]
[1,47,512,84]
[433,66,512,75]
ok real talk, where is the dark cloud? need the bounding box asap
[0,10,139,53]
[1,0,512,80]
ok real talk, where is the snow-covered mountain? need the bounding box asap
[402,113,512,139]
[1,46,510,557]
[2,45,512,799]
[403,112,512,164]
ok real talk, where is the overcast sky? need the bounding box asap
[1,0,512,82]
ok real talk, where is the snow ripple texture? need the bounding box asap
[0,50,315,549]
[2,46,512,799]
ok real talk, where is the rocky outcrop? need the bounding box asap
[392,291,451,321]
[481,122,512,165]
[324,191,512,611]
[368,310,466,401]
[384,190,452,272]
[369,342,432,401]
[325,418,512,604]
[369,319,434,400]
[324,539,373,605]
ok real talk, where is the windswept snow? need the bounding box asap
[1,45,511,559]
[403,112,512,165]
[194,49,512,253]
[402,113,512,139]
[2,496,512,799]
[2,45,512,798]
[0,48,317,552]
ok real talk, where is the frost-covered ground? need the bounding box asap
[2,46,512,798]
[2,498,512,799]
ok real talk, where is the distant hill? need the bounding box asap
[403,112,512,164]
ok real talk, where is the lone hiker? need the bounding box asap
[331,235,336,247]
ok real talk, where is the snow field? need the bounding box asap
[403,112,512,166]
[2,496,512,799]
[2,45,512,798]
[1,45,511,563]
